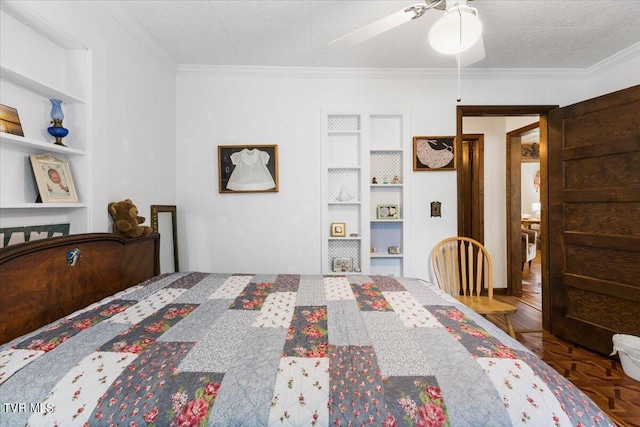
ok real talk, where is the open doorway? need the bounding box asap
[507,122,542,310]
[456,105,557,331]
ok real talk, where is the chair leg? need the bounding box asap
[504,314,516,339]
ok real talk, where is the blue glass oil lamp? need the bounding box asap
[47,99,69,146]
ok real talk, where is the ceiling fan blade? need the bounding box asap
[329,7,418,48]
[456,35,485,67]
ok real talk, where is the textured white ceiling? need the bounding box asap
[115,0,640,69]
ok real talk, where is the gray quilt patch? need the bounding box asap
[177,309,258,373]
[327,300,371,346]
[158,299,230,342]
[361,311,433,377]
[0,322,127,427]
[124,272,189,300]
[295,276,327,306]
[209,327,287,426]
[398,279,454,306]
[172,275,228,304]
[411,327,511,426]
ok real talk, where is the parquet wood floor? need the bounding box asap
[484,252,640,426]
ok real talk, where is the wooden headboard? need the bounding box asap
[0,232,160,344]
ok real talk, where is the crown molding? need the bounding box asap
[177,64,589,80]
[585,41,640,78]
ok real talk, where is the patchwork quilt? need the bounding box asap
[0,273,613,426]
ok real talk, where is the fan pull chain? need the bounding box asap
[457,53,462,102]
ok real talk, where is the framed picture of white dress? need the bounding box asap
[412,136,456,171]
[218,145,279,193]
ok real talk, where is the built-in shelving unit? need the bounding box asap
[322,110,410,276]
[0,4,91,235]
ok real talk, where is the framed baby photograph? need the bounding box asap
[30,154,78,203]
[218,144,279,193]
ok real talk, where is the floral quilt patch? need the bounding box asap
[329,345,386,426]
[14,300,137,353]
[272,274,301,292]
[431,306,519,359]
[351,282,393,311]
[99,304,197,354]
[283,306,328,357]
[90,341,194,426]
[165,272,210,289]
[155,371,224,426]
[383,376,450,427]
[229,281,275,310]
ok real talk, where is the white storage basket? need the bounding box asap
[611,334,640,382]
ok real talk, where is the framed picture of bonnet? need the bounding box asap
[413,136,456,171]
[30,154,78,203]
[218,145,279,193]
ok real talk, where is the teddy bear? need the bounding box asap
[108,199,153,238]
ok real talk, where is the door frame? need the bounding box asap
[506,121,541,297]
[459,134,485,245]
[456,105,557,331]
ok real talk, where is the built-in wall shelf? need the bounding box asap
[0,8,91,234]
[322,110,410,276]
[0,65,85,103]
[1,202,88,209]
[0,132,86,155]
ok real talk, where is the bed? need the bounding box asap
[0,234,614,426]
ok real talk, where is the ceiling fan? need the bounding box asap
[330,0,485,67]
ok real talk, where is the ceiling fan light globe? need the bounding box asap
[429,5,482,55]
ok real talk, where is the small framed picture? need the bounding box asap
[388,246,400,254]
[0,104,24,137]
[413,136,455,170]
[218,144,278,193]
[30,154,79,203]
[332,257,353,273]
[377,204,399,219]
[330,222,346,237]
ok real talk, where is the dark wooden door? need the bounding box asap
[459,134,484,244]
[548,84,640,355]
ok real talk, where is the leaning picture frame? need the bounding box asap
[0,104,24,137]
[413,136,456,171]
[218,144,279,193]
[30,154,78,203]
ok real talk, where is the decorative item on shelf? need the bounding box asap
[377,204,398,219]
[30,154,78,203]
[370,246,376,253]
[47,99,69,146]
[332,257,353,273]
[330,222,346,237]
[383,177,389,184]
[336,186,354,202]
[388,246,400,254]
[350,233,358,237]
[430,201,442,217]
[372,177,378,184]
[391,175,400,184]
[0,104,24,136]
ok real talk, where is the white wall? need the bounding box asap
[16,1,178,231]
[522,163,541,217]
[177,68,591,280]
